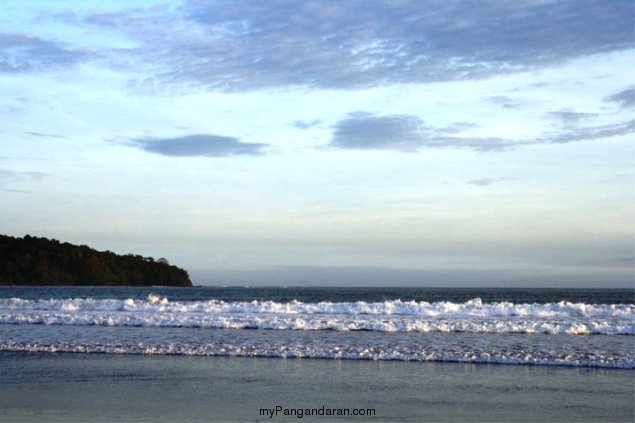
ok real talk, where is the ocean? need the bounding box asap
[0,286,633,421]
[1,287,633,367]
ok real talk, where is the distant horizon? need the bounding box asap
[187,285,635,290]
[2,284,633,290]
[188,266,635,289]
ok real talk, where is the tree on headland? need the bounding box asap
[0,234,192,287]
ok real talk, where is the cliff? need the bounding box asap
[0,234,192,287]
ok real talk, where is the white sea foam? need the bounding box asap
[2,295,633,317]
[0,295,633,335]
[1,341,633,369]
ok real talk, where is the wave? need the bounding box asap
[1,295,633,335]
[3,294,634,317]
[1,341,632,369]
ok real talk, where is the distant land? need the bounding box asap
[0,234,192,287]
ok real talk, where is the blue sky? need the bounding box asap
[1,0,633,287]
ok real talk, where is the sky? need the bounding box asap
[0,0,633,287]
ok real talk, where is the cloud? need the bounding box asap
[486,96,521,109]
[605,86,635,109]
[293,119,322,129]
[546,109,599,127]
[0,168,46,193]
[436,136,520,152]
[467,178,510,187]
[330,113,428,151]
[129,134,268,157]
[329,112,634,152]
[330,112,518,152]
[24,131,68,139]
[547,110,598,123]
[0,169,47,180]
[0,187,31,193]
[80,0,633,91]
[542,107,633,143]
[434,122,480,134]
[546,119,635,144]
[0,33,86,73]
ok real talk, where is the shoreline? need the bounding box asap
[1,349,633,370]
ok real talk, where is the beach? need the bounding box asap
[1,352,633,422]
[0,287,633,422]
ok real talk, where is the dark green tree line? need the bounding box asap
[0,234,192,287]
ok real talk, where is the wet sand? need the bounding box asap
[0,352,633,422]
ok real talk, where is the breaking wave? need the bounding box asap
[0,295,633,335]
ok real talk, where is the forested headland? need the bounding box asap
[0,234,192,287]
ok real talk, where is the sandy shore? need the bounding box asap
[0,352,633,422]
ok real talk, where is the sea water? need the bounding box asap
[0,287,633,368]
